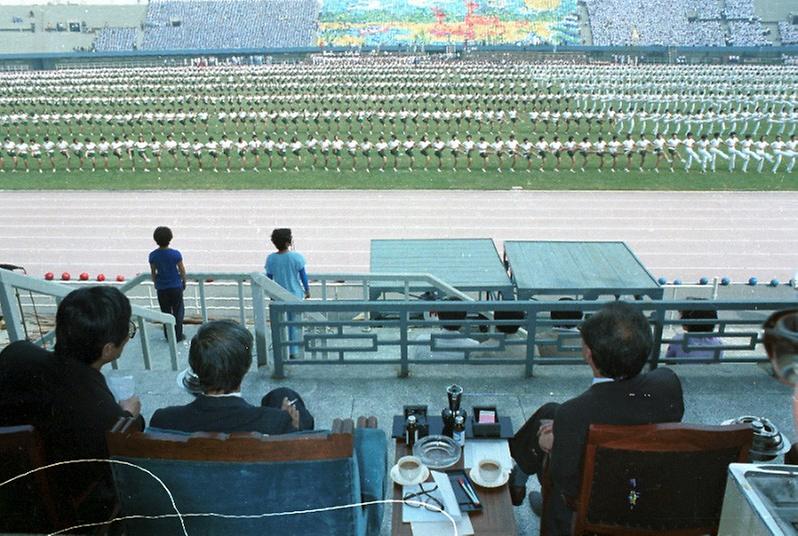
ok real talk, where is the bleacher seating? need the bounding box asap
[584,0,726,46]
[728,20,770,46]
[723,0,756,20]
[93,27,138,52]
[140,0,319,50]
[779,21,798,45]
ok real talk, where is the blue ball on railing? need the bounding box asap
[673,279,682,285]
[721,277,731,286]
[748,277,758,286]
[699,277,709,285]
[770,278,780,287]
[658,277,667,285]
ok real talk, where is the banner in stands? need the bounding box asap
[318,0,580,47]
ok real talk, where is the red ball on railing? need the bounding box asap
[116,275,125,282]
[44,272,54,280]
[61,272,71,281]
[96,274,106,282]
[79,272,89,281]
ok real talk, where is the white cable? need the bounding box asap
[1,459,460,536]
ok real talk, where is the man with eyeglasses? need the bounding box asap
[0,285,143,527]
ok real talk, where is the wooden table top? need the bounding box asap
[390,439,518,536]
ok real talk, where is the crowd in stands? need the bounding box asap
[584,0,726,46]
[780,22,798,45]
[723,0,757,20]
[140,0,318,50]
[93,27,138,52]
[728,20,770,46]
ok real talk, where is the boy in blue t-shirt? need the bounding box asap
[149,226,186,341]
[265,228,310,358]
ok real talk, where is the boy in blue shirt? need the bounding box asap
[265,228,310,358]
[149,226,187,342]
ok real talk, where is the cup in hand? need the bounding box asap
[397,456,424,482]
[106,375,135,401]
[477,459,505,485]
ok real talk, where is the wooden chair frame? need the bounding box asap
[570,423,752,536]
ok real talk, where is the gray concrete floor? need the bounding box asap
[105,324,796,536]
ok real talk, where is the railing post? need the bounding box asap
[524,307,538,378]
[251,282,269,368]
[270,304,286,379]
[0,282,24,342]
[198,280,208,323]
[650,306,665,370]
[399,308,409,378]
[138,316,152,370]
[237,280,246,326]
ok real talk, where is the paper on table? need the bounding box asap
[411,514,474,536]
[402,470,462,523]
[463,439,513,471]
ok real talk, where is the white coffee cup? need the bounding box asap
[397,455,424,481]
[477,459,504,484]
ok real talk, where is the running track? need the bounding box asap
[1,190,797,283]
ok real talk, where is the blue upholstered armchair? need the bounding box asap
[106,417,387,536]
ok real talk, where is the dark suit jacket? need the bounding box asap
[150,395,294,435]
[548,367,684,534]
[0,341,143,520]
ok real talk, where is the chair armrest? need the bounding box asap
[353,426,387,536]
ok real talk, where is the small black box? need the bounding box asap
[472,406,501,438]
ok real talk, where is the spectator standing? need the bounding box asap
[149,226,186,342]
[265,228,311,359]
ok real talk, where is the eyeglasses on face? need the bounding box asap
[128,319,137,340]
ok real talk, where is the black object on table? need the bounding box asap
[392,415,513,440]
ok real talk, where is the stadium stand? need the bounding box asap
[779,21,798,45]
[728,21,771,46]
[584,0,727,46]
[93,27,138,52]
[139,0,319,50]
[724,0,757,20]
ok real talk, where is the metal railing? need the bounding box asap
[0,268,179,370]
[267,299,798,378]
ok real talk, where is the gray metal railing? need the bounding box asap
[0,268,179,370]
[268,299,798,378]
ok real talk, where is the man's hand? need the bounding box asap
[281,397,301,429]
[537,420,554,454]
[119,395,141,417]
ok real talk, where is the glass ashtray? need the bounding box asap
[412,434,461,469]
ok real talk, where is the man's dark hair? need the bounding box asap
[189,320,253,393]
[680,308,718,333]
[271,228,292,251]
[551,297,584,329]
[579,302,652,380]
[54,286,131,365]
[153,226,173,247]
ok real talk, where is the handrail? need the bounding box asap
[0,269,179,370]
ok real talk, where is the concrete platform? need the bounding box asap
[104,323,796,536]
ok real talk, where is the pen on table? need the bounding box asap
[458,478,480,506]
[462,477,481,505]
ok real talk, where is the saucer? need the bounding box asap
[390,463,430,486]
[469,467,510,488]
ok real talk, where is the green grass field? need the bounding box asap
[0,164,795,191]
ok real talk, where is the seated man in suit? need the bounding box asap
[509,302,684,536]
[0,286,144,524]
[151,320,314,434]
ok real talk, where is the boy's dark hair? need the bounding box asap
[579,302,652,380]
[189,320,253,393]
[271,228,292,251]
[551,297,584,329]
[54,286,131,365]
[680,308,718,333]
[153,226,173,247]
